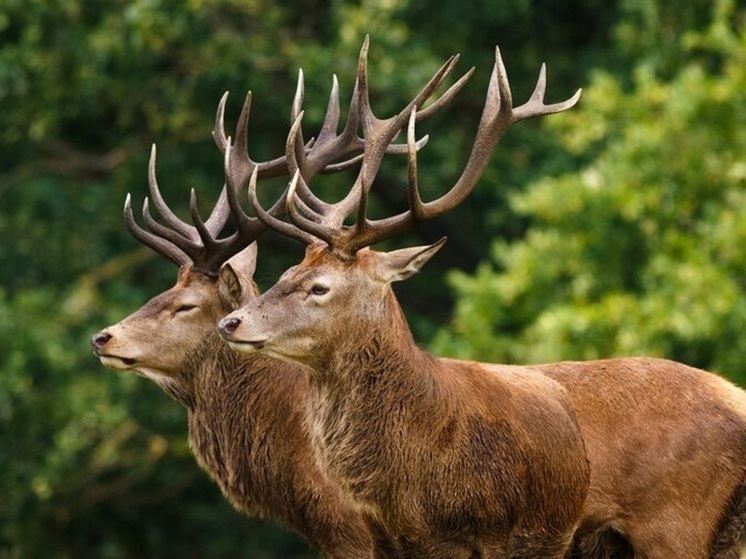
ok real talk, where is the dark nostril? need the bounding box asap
[91,332,112,350]
[219,317,241,334]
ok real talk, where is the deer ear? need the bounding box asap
[218,244,258,309]
[373,237,447,284]
[227,243,258,279]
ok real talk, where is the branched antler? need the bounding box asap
[248,36,475,250]
[251,44,581,256]
[124,89,281,276]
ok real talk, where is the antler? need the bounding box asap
[252,45,581,255]
[124,90,284,275]
[248,36,475,248]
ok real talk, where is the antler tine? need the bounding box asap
[514,62,583,121]
[219,91,257,191]
[308,40,466,229]
[284,70,312,180]
[249,169,320,246]
[291,69,305,126]
[147,145,198,240]
[319,135,430,173]
[204,94,234,236]
[123,194,191,267]
[141,197,201,253]
[316,73,343,145]
[415,66,475,122]
[341,46,581,253]
[213,91,230,155]
[203,187,230,236]
[189,188,221,256]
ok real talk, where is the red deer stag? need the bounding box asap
[218,42,591,558]
[219,44,746,558]
[91,47,470,558]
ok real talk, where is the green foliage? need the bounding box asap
[434,0,746,385]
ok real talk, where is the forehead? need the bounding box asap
[278,245,357,284]
[142,270,214,308]
[175,267,216,290]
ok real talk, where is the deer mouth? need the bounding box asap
[96,353,138,370]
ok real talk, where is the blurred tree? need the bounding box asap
[434,0,746,385]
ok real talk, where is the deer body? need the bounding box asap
[220,244,591,557]
[93,257,373,557]
[532,357,746,558]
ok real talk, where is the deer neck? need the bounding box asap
[305,292,438,500]
[183,332,312,517]
[311,291,424,388]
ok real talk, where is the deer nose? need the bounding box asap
[218,317,241,335]
[91,332,112,350]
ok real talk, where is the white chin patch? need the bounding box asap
[99,356,135,371]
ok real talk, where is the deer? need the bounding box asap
[218,42,591,558]
[90,43,471,558]
[217,40,746,559]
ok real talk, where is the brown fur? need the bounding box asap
[92,256,373,558]
[531,358,746,559]
[221,246,591,557]
[221,244,746,557]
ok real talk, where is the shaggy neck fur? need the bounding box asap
[304,289,590,557]
[153,330,372,556]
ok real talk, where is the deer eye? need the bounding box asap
[310,284,330,296]
[174,304,198,314]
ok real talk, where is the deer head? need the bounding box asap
[218,44,582,367]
